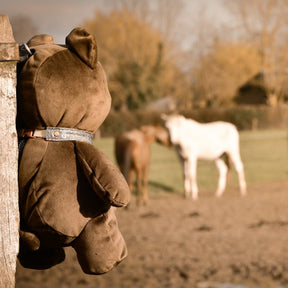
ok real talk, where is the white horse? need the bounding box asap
[162,114,247,200]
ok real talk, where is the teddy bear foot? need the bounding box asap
[19,230,40,251]
[18,246,66,270]
[72,208,128,275]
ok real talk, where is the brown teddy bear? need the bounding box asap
[17,28,130,274]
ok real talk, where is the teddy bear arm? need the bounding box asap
[75,142,130,207]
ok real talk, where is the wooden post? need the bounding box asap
[0,15,20,288]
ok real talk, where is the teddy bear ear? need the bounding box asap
[66,27,97,69]
[27,34,55,47]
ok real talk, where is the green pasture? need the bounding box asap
[94,129,288,196]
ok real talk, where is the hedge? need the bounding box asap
[100,106,288,137]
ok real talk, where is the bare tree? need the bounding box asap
[191,41,262,107]
[94,0,184,55]
[104,0,183,31]
[225,0,288,105]
[85,5,190,110]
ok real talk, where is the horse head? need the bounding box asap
[154,126,171,146]
[140,125,171,147]
[161,114,185,145]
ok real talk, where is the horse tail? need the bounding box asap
[123,143,133,184]
[115,138,133,187]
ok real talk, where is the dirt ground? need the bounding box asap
[16,181,288,288]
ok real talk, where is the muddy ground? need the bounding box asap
[16,181,288,288]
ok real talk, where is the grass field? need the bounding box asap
[94,129,288,197]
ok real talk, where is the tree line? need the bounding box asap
[11,0,288,110]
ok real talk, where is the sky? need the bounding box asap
[1,0,101,43]
[0,0,231,45]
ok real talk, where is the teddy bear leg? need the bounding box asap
[19,230,40,251]
[18,246,66,270]
[18,231,65,270]
[72,208,127,275]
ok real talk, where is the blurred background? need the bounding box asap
[3,0,288,134]
[4,1,288,287]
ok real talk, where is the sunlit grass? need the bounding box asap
[239,129,288,184]
[94,129,288,196]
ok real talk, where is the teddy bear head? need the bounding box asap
[17,28,111,133]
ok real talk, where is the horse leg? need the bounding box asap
[123,169,134,209]
[184,159,198,200]
[128,169,134,195]
[136,169,144,206]
[215,158,228,197]
[142,166,149,205]
[183,160,191,198]
[229,152,247,196]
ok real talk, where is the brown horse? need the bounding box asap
[115,125,170,206]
